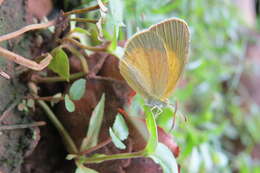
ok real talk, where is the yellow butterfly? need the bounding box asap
[119,18,190,107]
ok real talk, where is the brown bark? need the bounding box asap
[0,0,40,173]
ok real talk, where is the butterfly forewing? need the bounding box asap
[120,60,151,99]
[150,18,190,99]
[119,31,169,99]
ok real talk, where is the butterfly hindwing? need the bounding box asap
[119,30,169,100]
[150,18,190,99]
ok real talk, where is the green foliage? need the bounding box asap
[64,78,86,112]
[75,163,98,173]
[49,47,70,81]
[112,114,129,141]
[149,143,178,173]
[156,107,176,132]
[81,94,105,150]
[69,79,87,100]
[72,27,91,35]
[109,114,129,149]
[65,94,75,112]
[66,0,260,172]
[118,0,260,172]
[144,106,158,154]
[109,128,126,149]
[108,0,125,38]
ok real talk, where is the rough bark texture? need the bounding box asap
[0,0,39,172]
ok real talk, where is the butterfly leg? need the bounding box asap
[151,105,163,118]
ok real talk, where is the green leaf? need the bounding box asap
[65,94,75,112]
[80,94,105,151]
[149,143,178,173]
[79,154,107,164]
[109,127,126,149]
[109,45,124,59]
[75,164,99,173]
[69,79,87,100]
[66,154,77,160]
[144,105,158,154]
[49,47,70,81]
[156,107,174,131]
[73,27,91,35]
[104,0,124,50]
[108,26,118,52]
[151,1,181,14]
[112,114,129,141]
[108,0,125,38]
[109,114,129,149]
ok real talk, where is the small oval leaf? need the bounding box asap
[69,79,86,100]
[112,114,129,141]
[65,94,75,112]
[109,128,126,150]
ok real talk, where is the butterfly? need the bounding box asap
[119,18,190,108]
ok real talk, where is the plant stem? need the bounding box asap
[28,81,78,154]
[82,150,146,164]
[0,47,53,71]
[0,121,46,131]
[62,38,107,52]
[61,45,89,74]
[70,18,98,24]
[89,54,108,75]
[37,99,78,154]
[88,75,125,84]
[32,72,85,83]
[63,4,101,16]
[80,138,111,155]
[0,20,56,42]
[144,105,158,154]
[26,95,64,102]
[96,0,108,13]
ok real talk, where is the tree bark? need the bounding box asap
[0,0,38,172]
